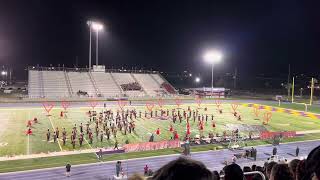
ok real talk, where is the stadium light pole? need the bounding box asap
[203,50,223,95]
[87,21,103,69]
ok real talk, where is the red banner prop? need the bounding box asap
[260,131,296,140]
[215,99,221,109]
[61,101,70,111]
[117,99,127,110]
[157,98,164,108]
[263,111,272,125]
[175,97,182,108]
[195,96,202,107]
[123,140,180,152]
[42,102,55,115]
[253,106,260,117]
[146,101,155,112]
[231,103,238,113]
[88,100,98,109]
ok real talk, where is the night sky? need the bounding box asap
[0,0,319,83]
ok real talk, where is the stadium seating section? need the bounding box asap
[28,70,176,98]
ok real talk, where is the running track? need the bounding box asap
[0,140,319,180]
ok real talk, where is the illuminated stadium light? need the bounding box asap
[203,50,223,64]
[189,73,192,77]
[91,22,103,31]
[1,71,7,76]
[87,20,104,69]
[203,49,223,95]
[195,77,201,83]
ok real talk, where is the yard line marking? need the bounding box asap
[27,111,30,155]
[48,116,63,151]
[27,134,30,155]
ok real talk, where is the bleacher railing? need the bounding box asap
[27,66,159,74]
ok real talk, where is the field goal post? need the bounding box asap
[291,77,316,112]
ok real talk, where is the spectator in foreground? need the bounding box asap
[304,145,320,180]
[266,161,277,180]
[270,164,293,180]
[296,160,307,180]
[223,163,244,180]
[288,159,300,179]
[151,157,213,180]
[212,170,220,180]
[129,173,144,180]
[65,163,71,177]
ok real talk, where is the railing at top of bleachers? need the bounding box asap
[27,66,160,74]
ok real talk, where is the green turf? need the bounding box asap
[1,102,320,172]
[1,103,320,156]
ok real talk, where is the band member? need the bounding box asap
[169,125,174,132]
[26,128,32,135]
[56,127,60,138]
[46,129,51,142]
[156,128,161,135]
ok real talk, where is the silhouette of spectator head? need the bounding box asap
[304,145,320,180]
[266,161,277,179]
[223,163,244,180]
[270,164,293,180]
[151,157,213,180]
[212,170,220,180]
[288,159,300,179]
[296,160,307,180]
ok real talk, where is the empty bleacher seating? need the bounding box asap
[28,69,174,98]
[68,72,96,97]
[42,71,70,98]
[91,72,121,97]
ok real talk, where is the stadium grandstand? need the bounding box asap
[27,66,177,98]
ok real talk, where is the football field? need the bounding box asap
[0,102,320,157]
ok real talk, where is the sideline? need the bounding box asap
[0,138,319,175]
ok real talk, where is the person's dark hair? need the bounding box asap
[270,164,293,180]
[304,145,320,180]
[296,160,307,180]
[266,161,277,179]
[212,170,220,180]
[256,166,264,172]
[243,166,252,172]
[288,159,300,179]
[151,157,213,180]
[223,163,244,180]
[252,164,257,171]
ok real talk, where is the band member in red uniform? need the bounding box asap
[174,131,179,140]
[169,125,174,132]
[27,120,32,127]
[199,123,204,131]
[26,128,32,135]
[186,128,190,135]
[156,128,161,135]
[212,121,216,128]
[60,111,64,118]
[186,122,190,129]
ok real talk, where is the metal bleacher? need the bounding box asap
[111,73,146,97]
[132,73,165,97]
[28,67,173,98]
[67,71,97,97]
[91,72,121,97]
[42,71,70,98]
